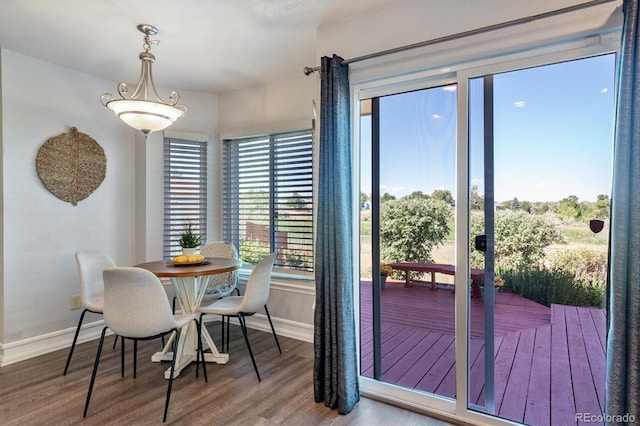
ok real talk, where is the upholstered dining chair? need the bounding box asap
[197,253,277,382]
[63,250,116,376]
[170,241,239,314]
[199,241,239,349]
[200,241,240,301]
[198,242,281,355]
[83,267,207,423]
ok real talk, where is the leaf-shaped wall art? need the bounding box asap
[36,127,107,206]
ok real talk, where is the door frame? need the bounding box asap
[353,31,619,424]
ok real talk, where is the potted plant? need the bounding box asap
[178,220,202,256]
[481,275,504,300]
[380,263,394,289]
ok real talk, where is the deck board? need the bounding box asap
[578,308,606,410]
[382,331,441,383]
[565,307,602,425]
[416,333,455,394]
[550,305,579,426]
[490,331,520,415]
[397,334,453,389]
[524,325,551,426]
[500,328,536,422]
[360,281,605,425]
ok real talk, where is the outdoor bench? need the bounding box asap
[388,262,484,298]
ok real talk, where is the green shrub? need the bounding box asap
[471,210,563,269]
[498,265,605,308]
[283,249,313,270]
[239,239,270,265]
[380,197,452,264]
[548,249,607,285]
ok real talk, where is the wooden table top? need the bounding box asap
[135,258,242,278]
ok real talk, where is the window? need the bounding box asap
[163,137,208,259]
[223,129,314,272]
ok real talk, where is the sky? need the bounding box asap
[360,53,616,203]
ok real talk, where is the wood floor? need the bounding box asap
[0,321,454,426]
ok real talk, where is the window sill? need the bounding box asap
[238,268,315,294]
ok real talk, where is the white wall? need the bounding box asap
[1,49,135,343]
[219,73,316,134]
[0,49,5,342]
[315,0,614,60]
[0,49,219,363]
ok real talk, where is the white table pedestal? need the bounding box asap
[151,275,229,379]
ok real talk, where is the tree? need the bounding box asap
[511,197,520,211]
[470,210,563,268]
[360,192,370,210]
[381,192,396,203]
[470,185,484,210]
[590,194,610,219]
[407,191,429,200]
[557,195,583,220]
[288,192,307,209]
[380,197,452,263]
[431,189,454,205]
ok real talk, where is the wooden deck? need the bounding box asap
[359,280,606,425]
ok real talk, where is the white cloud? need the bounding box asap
[601,88,608,93]
[514,101,525,107]
[432,114,442,119]
[442,85,457,92]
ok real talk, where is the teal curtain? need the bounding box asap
[313,55,360,414]
[606,0,640,422]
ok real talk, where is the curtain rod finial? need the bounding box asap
[304,66,318,76]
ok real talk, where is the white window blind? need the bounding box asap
[163,137,208,259]
[223,129,314,272]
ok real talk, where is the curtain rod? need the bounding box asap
[303,0,619,75]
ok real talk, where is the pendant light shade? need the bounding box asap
[101,24,186,135]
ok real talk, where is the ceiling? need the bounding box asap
[0,0,403,95]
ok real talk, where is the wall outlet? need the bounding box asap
[69,294,82,310]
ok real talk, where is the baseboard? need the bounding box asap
[1,315,313,367]
[0,319,113,367]
[222,313,314,343]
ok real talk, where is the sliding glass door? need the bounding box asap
[359,85,457,400]
[467,54,614,423]
[358,52,614,424]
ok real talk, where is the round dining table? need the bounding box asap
[135,257,242,379]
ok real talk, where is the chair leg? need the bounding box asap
[63,308,87,375]
[120,337,125,378]
[238,315,261,382]
[133,340,138,378]
[112,335,119,350]
[83,327,107,418]
[225,316,230,351]
[195,318,207,382]
[263,304,282,353]
[163,329,179,423]
[197,314,205,378]
[220,315,225,352]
